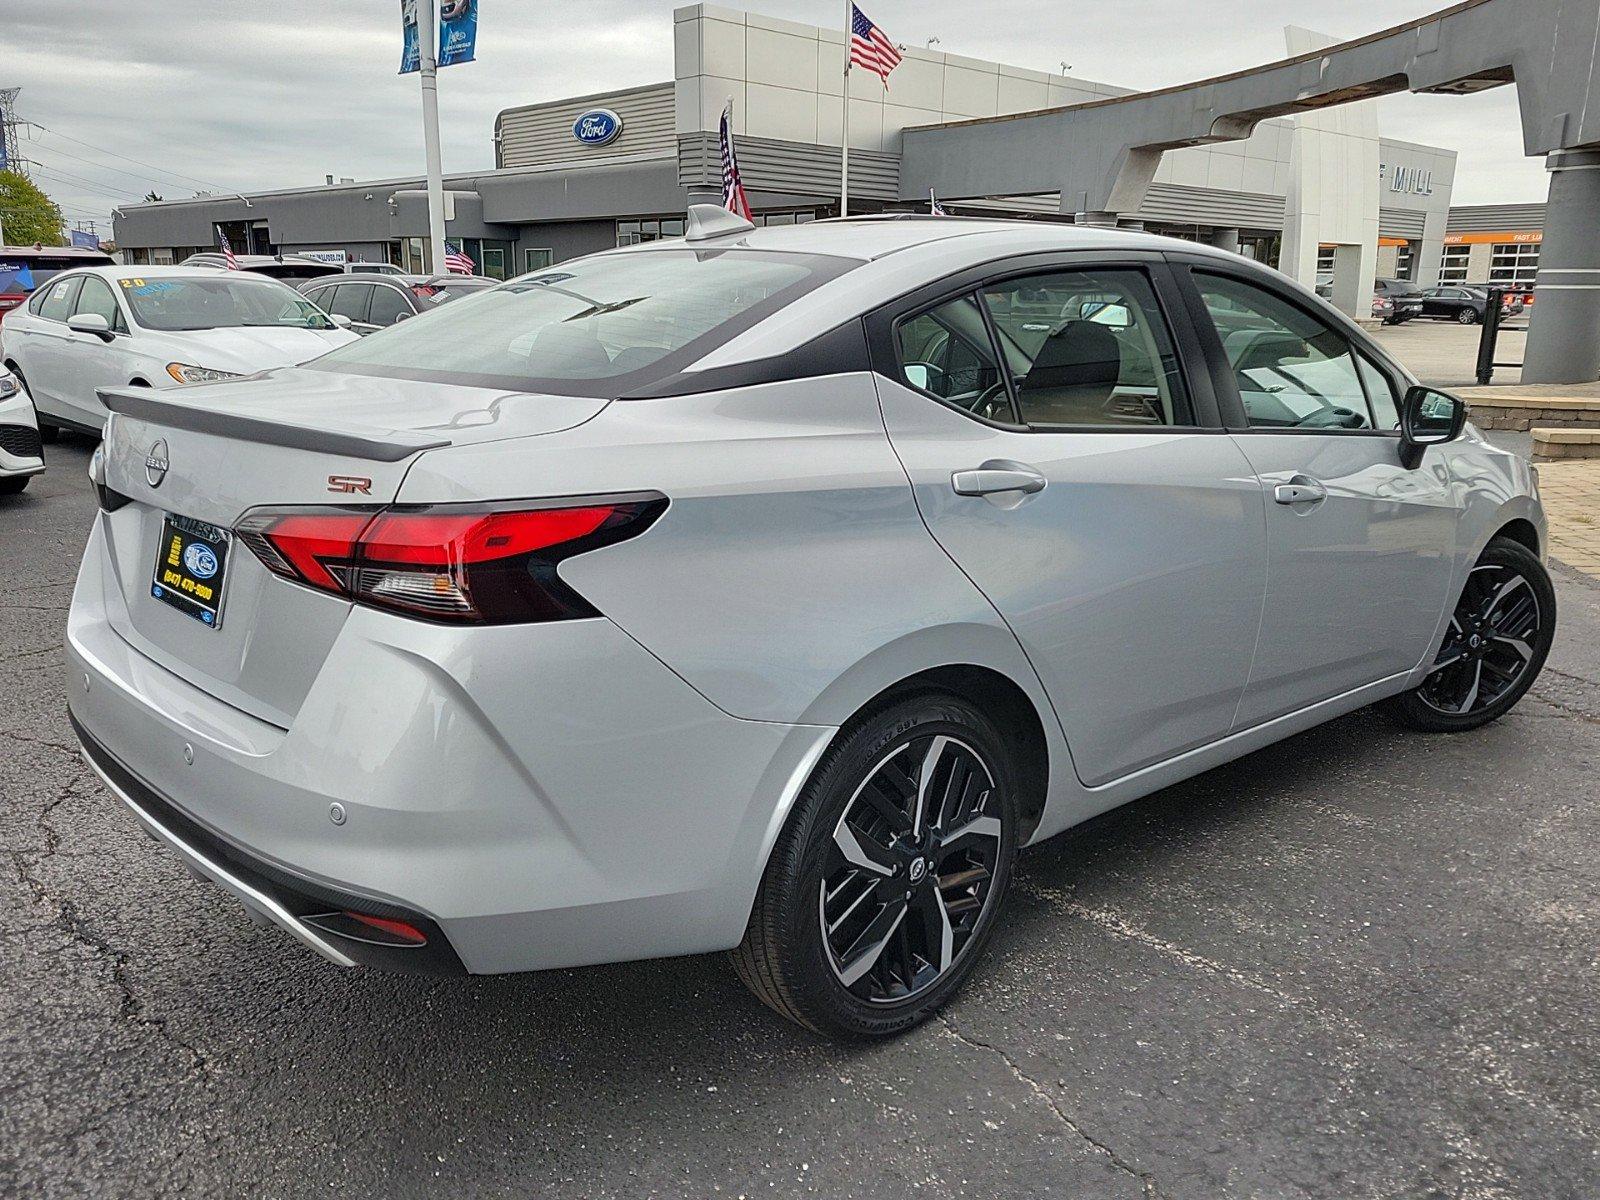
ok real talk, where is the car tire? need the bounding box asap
[1383,536,1555,733]
[1457,308,1479,325]
[0,475,29,495]
[731,691,1019,1039]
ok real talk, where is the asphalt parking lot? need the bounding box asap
[4,437,1599,1199]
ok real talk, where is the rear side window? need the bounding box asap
[326,284,371,323]
[895,296,1008,421]
[311,248,856,396]
[38,276,82,322]
[981,269,1191,428]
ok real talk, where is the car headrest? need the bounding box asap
[1018,320,1123,395]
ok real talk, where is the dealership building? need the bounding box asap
[115,5,1499,301]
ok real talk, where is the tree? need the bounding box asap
[0,171,64,246]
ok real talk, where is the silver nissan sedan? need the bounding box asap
[67,211,1553,1038]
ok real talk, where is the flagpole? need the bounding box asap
[840,0,852,217]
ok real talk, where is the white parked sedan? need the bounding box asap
[0,366,45,495]
[0,267,357,437]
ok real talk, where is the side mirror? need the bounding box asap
[67,313,114,341]
[1399,385,1466,469]
[328,313,353,329]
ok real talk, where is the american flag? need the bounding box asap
[929,189,948,216]
[443,243,476,275]
[217,228,239,270]
[718,99,753,221]
[849,5,902,86]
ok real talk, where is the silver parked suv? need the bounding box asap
[67,212,1552,1038]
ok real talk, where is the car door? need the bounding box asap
[18,275,84,420]
[873,256,1268,788]
[58,275,135,429]
[1175,263,1460,727]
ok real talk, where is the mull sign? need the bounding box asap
[573,109,623,146]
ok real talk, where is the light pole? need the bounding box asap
[416,0,449,275]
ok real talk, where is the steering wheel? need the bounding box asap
[1293,406,1367,430]
[969,379,1014,423]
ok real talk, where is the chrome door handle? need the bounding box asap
[1273,478,1327,505]
[952,462,1047,497]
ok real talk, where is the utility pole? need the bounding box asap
[0,87,25,178]
[415,1,448,275]
[840,0,852,216]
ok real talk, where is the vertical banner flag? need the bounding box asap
[929,190,948,216]
[719,99,753,221]
[399,0,421,73]
[438,0,478,67]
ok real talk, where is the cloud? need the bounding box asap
[1,0,1550,225]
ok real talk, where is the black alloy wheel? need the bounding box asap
[733,693,1018,1038]
[1386,537,1555,731]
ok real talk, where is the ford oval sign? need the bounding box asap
[573,108,623,147]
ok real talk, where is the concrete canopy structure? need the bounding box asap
[901,0,1600,383]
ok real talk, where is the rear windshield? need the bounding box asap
[118,275,336,331]
[310,248,856,395]
[1,253,114,293]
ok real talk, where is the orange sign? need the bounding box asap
[1443,230,1543,246]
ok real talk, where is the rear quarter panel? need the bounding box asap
[396,375,1080,840]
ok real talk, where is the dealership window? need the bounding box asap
[524,247,553,273]
[1489,241,1540,287]
[1439,244,1471,285]
[1395,243,1415,281]
[617,218,686,246]
[1316,245,1337,276]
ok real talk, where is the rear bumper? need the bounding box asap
[74,712,465,974]
[66,518,837,974]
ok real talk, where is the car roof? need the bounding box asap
[48,265,299,283]
[0,244,115,261]
[606,215,1185,263]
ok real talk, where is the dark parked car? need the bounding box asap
[1373,278,1424,325]
[1420,285,1526,325]
[0,244,117,324]
[297,273,496,334]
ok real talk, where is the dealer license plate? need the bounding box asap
[150,514,231,629]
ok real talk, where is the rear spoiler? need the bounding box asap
[98,388,451,463]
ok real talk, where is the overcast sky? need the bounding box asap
[1,0,1549,235]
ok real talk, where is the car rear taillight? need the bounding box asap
[236,495,665,624]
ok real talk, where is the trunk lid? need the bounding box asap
[93,369,609,726]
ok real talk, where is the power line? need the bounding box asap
[25,122,228,193]
[22,139,200,195]
[29,167,141,207]
[28,160,142,200]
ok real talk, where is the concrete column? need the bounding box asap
[1207,227,1242,253]
[1523,149,1600,384]
[1074,211,1121,228]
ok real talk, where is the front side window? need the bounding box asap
[74,276,127,332]
[313,248,853,395]
[894,295,1007,421]
[326,284,371,323]
[982,269,1190,428]
[1197,273,1374,430]
[366,286,412,327]
[118,275,335,331]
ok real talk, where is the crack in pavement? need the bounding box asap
[937,1012,1164,1198]
[9,776,213,1083]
